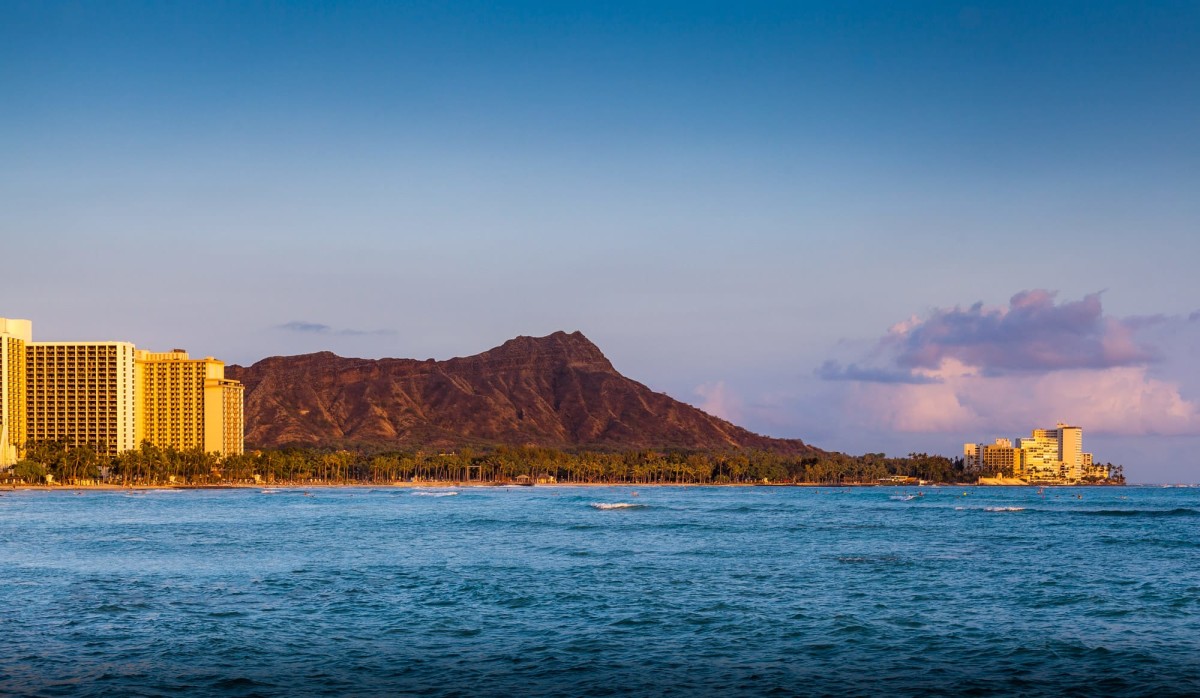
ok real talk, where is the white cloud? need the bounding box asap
[694,380,743,423]
[850,363,1200,437]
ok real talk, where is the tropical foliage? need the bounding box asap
[1,441,1123,486]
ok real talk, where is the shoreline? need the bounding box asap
[2,480,1128,492]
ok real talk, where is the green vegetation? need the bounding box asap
[0,442,1124,486]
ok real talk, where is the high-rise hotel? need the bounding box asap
[26,341,140,456]
[964,423,1103,483]
[0,317,243,466]
[1,318,32,467]
[137,349,244,456]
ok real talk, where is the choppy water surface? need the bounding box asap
[1,486,1198,696]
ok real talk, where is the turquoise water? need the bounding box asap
[1,485,1198,696]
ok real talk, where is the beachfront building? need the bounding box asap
[1058,425,1083,481]
[137,350,244,456]
[0,317,244,461]
[1017,429,1062,481]
[965,423,1095,484]
[0,318,32,466]
[963,438,1023,476]
[206,376,245,457]
[26,341,140,457]
[1079,453,1112,481]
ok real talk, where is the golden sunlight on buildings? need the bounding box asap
[0,318,32,467]
[0,317,243,464]
[964,423,1107,484]
[26,342,140,457]
[137,350,246,456]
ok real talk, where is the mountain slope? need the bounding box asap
[225,331,817,454]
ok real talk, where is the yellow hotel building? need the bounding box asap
[1,318,32,467]
[0,317,244,463]
[965,423,1095,483]
[26,341,140,456]
[136,350,245,455]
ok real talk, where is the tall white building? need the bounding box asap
[1057,424,1083,480]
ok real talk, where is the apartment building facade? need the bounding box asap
[26,342,140,457]
[964,423,1100,483]
[0,317,244,463]
[0,318,32,466]
[137,349,245,455]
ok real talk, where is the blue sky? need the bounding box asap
[3,1,1198,481]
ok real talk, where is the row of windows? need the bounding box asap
[29,385,122,390]
[28,350,121,356]
[26,374,125,382]
[30,422,119,427]
[30,389,120,394]
[29,359,120,364]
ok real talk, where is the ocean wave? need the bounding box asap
[590,502,645,510]
[889,495,917,501]
[984,506,1026,512]
[412,491,458,497]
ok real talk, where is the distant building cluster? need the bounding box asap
[0,317,244,467]
[964,423,1109,484]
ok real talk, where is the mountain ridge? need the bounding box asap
[225,331,818,454]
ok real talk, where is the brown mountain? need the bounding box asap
[225,331,817,454]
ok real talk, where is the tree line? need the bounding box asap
[1,441,1123,486]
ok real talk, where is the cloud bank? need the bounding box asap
[277,321,395,337]
[278,321,332,333]
[884,290,1154,376]
[819,291,1200,436]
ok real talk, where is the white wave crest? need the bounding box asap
[984,506,1026,512]
[412,491,458,497]
[591,502,642,510]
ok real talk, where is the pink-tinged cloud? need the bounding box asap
[694,380,743,423]
[885,290,1155,374]
[851,366,1200,436]
[818,290,1200,437]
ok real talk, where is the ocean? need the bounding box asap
[1,485,1197,696]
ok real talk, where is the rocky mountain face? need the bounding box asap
[225,331,817,454]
